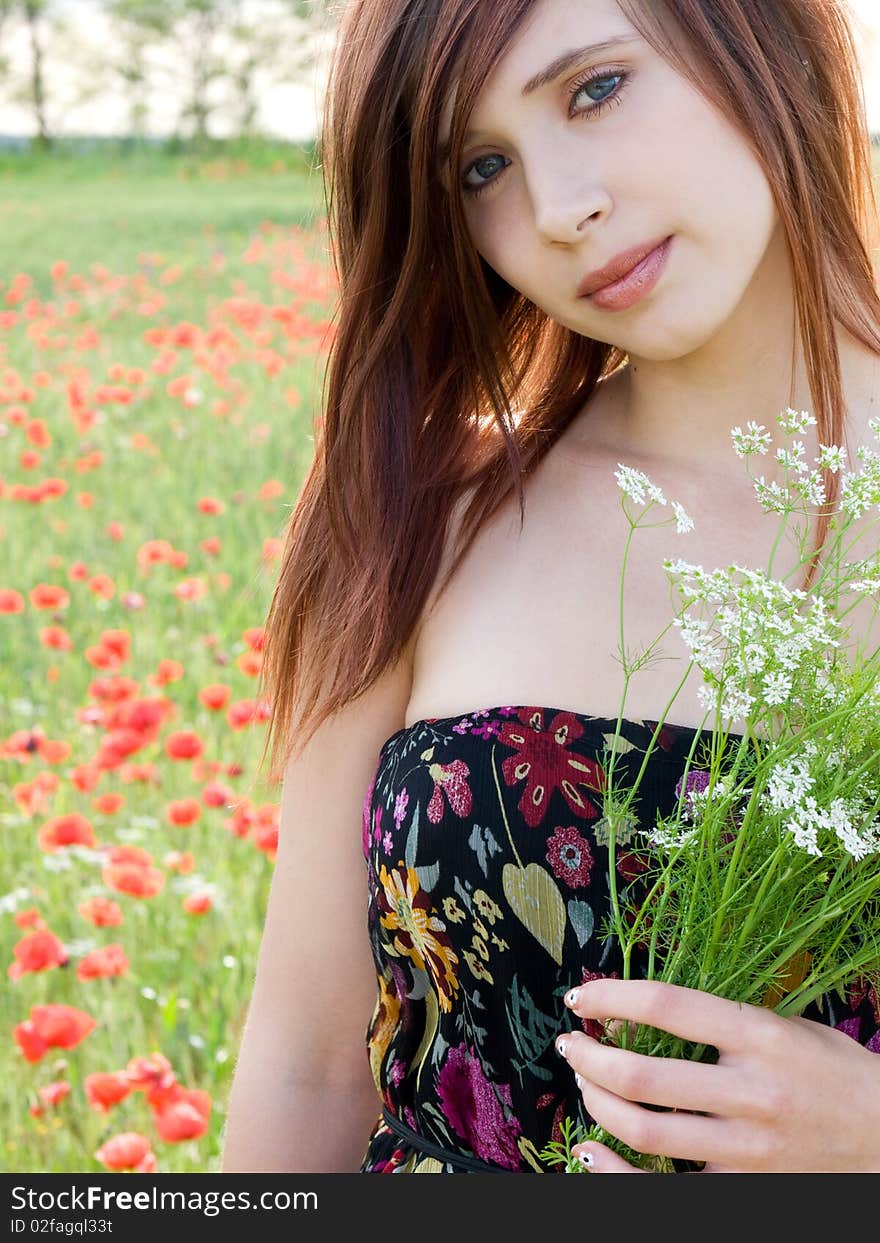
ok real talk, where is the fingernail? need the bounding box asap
[565,988,580,1007]
[577,1151,594,1169]
[574,1072,583,1089]
[556,1036,569,1058]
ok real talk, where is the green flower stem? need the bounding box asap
[726,839,802,962]
[712,878,879,1000]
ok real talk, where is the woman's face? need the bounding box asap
[439,0,782,364]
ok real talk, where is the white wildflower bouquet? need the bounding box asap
[541,407,880,1173]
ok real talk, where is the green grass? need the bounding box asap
[0,139,326,275]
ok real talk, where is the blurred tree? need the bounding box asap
[22,1,49,147]
[0,1,78,149]
[226,0,333,139]
[102,1,173,139]
[0,0,14,78]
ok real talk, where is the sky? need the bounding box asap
[1,1,880,140]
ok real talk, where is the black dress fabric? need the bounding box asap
[356,704,880,1173]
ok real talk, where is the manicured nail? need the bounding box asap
[577,1150,594,1169]
[565,988,580,1007]
[556,1036,569,1057]
[574,1072,583,1088]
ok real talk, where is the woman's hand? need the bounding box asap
[555,978,880,1173]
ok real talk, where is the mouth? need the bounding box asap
[579,235,674,312]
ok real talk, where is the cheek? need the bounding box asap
[466,203,526,278]
[657,80,777,252]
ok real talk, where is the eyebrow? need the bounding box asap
[436,35,641,169]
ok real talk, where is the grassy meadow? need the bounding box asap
[1,141,330,1173]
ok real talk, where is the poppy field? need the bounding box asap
[0,144,329,1173]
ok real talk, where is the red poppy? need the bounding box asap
[182,891,212,915]
[152,1087,212,1142]
[164,850,195,873]
[199,684,231,711]
[165,731,203,761]
[104,842,149,867]
[102,861,165,898]
[92,791,125,815]
[37,812,97,853]
[0,588,25,613]
[165,798,201,827]
[76,943,129,980]
[78,896,123,926]
[13,907,45,929]
[37,738,70,764]
[29,583,69,610]
[94,1132,156,1172]
[15,1004,98,1062]
[39,624,73,650]
[8,928,68,979]
[38,1080,71,1107]
[85,1070,133,1112]
[201,780,233,807]
[125,1052,177,1103]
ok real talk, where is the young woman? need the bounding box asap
[221,0,880,1173]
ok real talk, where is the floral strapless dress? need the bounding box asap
[356,704,880,1173]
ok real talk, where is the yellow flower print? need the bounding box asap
[377,862,460,1012]
[491,932,509,952]
[442,895,466,924]
[473,888,503,924]
[463,948,494,983]
[472,916,489,941]
[367,971,401,1094]
[471,934,490,961]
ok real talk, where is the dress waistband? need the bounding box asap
[380,1106,507,1174]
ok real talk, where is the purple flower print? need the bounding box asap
[362,771,378,859]
[835,1016,861,1041]
[393,787,409,831]
[437,1041,523,1170]
[674,768,711,808]
[383,831,393,854]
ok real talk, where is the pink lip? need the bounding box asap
[578,236,673,311]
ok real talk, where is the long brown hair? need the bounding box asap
[257,0,880,783]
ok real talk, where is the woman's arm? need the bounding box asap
[221,642,414,1172]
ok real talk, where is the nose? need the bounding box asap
[530,166,611,245]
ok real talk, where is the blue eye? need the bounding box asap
[459,68,630,199]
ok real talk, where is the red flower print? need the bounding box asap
[578,969,620,1039]
[616,850,650,882]
[426,758,473,823]
[546,825,594,888]
[497,709,605,829]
